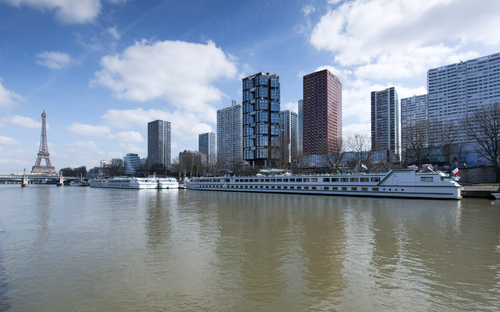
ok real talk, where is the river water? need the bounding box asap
[0,184,499,311]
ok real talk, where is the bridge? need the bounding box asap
[0,174,79,187]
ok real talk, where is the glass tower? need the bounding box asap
[147,120,171,170]
[371,87,400,154]
[242,72,280,166]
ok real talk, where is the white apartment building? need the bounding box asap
[217,100,243,162]
[428,52,500,143]
[279,109,298,163]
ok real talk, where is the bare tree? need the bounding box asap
[466,103,500,182]
[439,120,464,167]
[345,134,372,172]
[401,120,432,169]
[322,137,344,173]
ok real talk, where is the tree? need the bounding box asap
[466,103,500,182]
[401,120,433,169]
[345,134,372,172]
[150,163,165,176]
[322,137,344,173]
[439,120,464,167]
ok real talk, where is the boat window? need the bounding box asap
[276,179,282,182]
[304,187,309,190]
[303,178,310,182]
[297,186,301,189]
[265,179,270,182]
[266,186,269,189]
[289,178,295,182]
[312,187,317,190]
[362,187,368,191]
[351,187,357,191]
[350,178,359,182]
[323,178,330,182]
[360,178,369,182]
[283,179,288,182]
[371,177,380,182]
[421,177,433,182]
[332,187,338,190]
[244,179,248,182]
[311,178,318,182]
[296,178,302,182]
[332,178,339,182]
[271,186,275,189]
[271,179,276,182]
[277,186,281,189]
[342,187,348,190]
[341,178,349,182]
[372,187,379,191]
[225,179,230,182]
[283,186,287,189]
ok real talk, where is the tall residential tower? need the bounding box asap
[242,72,280,166]
[428,52,500,144]
[217,100,243,162]
[147,120,171,170]
[371,87,400,154]
[303,69,342,155]
[199,132,216,165]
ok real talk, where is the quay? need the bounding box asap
[461,185,500,198]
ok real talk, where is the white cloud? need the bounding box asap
[343,123,371,138]
[302,5,315,16]
[108,131,144,142]
[310,0,500,79]
[91,39,237,123]
[67,141,99,150]
[0,80,24,110]
[106,26,121,40]
[119,143,144,155]
[107,151,123,159]
[0,136,21,146]
[281,101,298,113]
[0,115,41,129]
[67,122,111,136]
[3,0,102,24]
[36,51,75,69]
[101,108,212,141]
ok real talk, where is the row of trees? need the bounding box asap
[402,102,500,182]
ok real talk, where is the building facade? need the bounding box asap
[217,100,243,162]
[279,110,298,163]
[371,87,400,154]
[303,69,342,155]
[199,132,216,165]
[298,99,303,155]
[242,72,280,166]
[401,94,429,149]
[147,120,171,170]
[124,153,141,175]
[428,52,500,144]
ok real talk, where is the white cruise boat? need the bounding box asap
[90,177,158,189]
[157,177,179,189]
[187,169,462,200]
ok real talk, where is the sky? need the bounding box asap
[1,0,500,174]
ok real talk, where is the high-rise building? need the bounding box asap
[199,132,216,165]
[217,100,243,162]
[371,87,400,154]
[298,99,303,155]
[428,52,500,143]
[401,94,428,148]
[124,153,141,175]
[242,72,280,166]
[147,120,171,170]
[279,110,298,163]
[303,69,342,155]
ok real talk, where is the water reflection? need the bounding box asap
[1,186,499,311]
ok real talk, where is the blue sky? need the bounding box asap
[1,0,500,174]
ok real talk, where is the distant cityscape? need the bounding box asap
[51,51,499,179]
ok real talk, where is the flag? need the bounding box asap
[450,165,460,175]
[361,164,367,170]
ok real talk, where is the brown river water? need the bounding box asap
[0,184,499,311]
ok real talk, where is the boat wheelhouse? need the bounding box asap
[187,169,461,199]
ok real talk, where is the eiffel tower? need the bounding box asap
[31,107,57,174]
